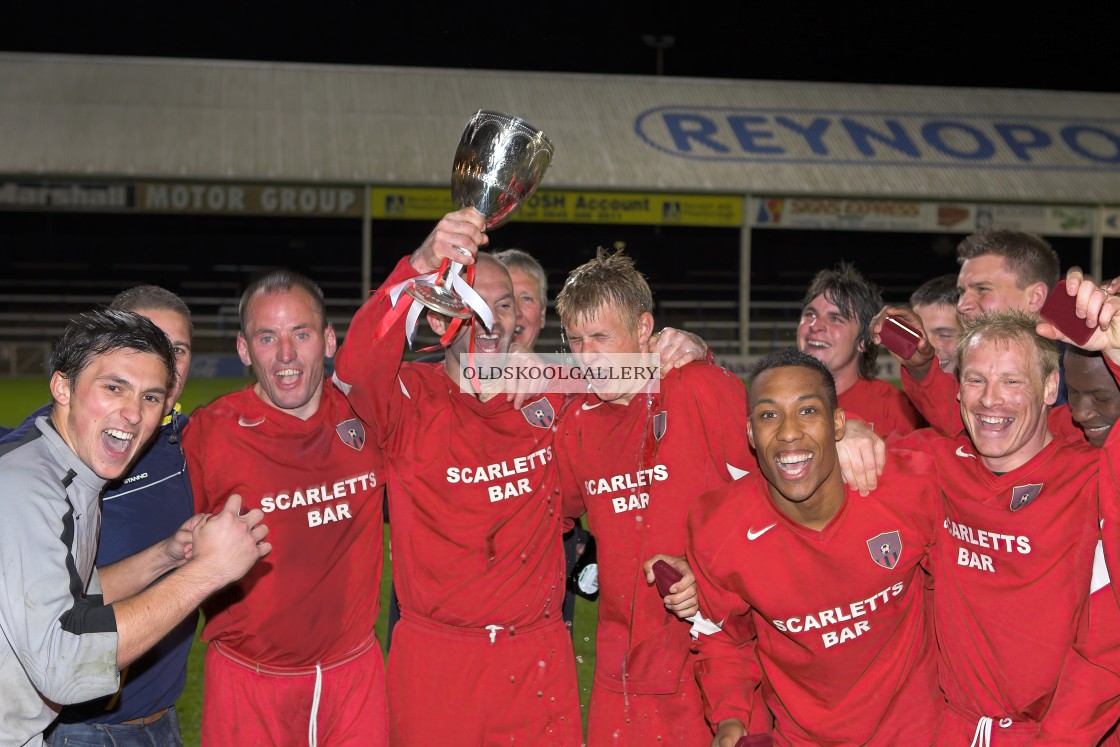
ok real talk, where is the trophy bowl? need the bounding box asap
[407,111,554,319]
[452,110,554,229]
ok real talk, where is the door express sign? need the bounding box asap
[636,107,1120,169]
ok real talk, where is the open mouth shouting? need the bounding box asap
[102,428,135,456]
[475,328,503,354]
[775,450,814,480]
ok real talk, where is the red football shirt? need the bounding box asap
[900,428,1101,735]
[1036,536,1120,745]
[184,384,385,668]
[838,376,923,436]
[556,363,753,694]
[334,256,567,630]
[687,449,941,745]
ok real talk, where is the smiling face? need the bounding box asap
[1064,350,1120,448]
[958,334,1057,472]
[50,348,169,480]
[748,365,846,520]
[430,256,518,384]
[913,302,962,374]
[237,287,336,420]
[956,255,1045,321]
[508,266,546,351]
[563,302,653,405]
[797,293,863,389]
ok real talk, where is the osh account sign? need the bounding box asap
[371,187,741,227]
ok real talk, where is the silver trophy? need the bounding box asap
[406,110,555,320]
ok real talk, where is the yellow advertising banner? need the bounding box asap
[371,187,741,227]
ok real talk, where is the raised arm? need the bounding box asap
[333,209,488,440]
[870,305,964,436]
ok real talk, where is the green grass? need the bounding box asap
[0,379,50,427]
[0,377,252,429]
[0,377,598,745]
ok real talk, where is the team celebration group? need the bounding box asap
[2,207,1119,747]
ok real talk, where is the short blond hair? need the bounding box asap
[556,248,653,332]
[956,310,1058,382]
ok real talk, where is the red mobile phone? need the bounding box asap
[879,315,922,359]
[1040,278,1097,346]
[652,559,683,597]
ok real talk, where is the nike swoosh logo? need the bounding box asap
[238,416,266,428]
[747,524,777,541]
[955,446,976,459]
[581,401,603,410]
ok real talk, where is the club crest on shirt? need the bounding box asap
[521,398,555,428]
[1010,483,1043,512]
[867,530,902,570]
[653,411,667,441]
[335,418,366,450]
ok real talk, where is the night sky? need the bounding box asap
[4,4,1118,93]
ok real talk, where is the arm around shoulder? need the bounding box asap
[900,364,963,436]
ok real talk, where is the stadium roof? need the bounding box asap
[2,53,1118,203]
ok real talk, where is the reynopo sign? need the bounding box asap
[635,107,1120,170]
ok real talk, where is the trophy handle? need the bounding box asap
[444,261,465,291]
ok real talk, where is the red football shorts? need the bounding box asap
[586,664,710,747]
[388,613,583,746]
[936,705,1040,746]
[200,637,387,747]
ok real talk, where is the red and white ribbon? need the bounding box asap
[379,258,495,348]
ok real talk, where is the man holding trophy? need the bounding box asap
[334,112,585,745]
[335,209,585,745]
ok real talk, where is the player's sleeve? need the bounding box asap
[880,383,926,436]
[1037,358,1120,743]
[900,364,964,436]
[1035,548,1120,745]
[886,426,944,452]
[686,488,768,733]
[0,471,120,705]
[689,365,755,481]
[1101,357,1120,609]
[333,255,420,446]
[1049,404,1087,444]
